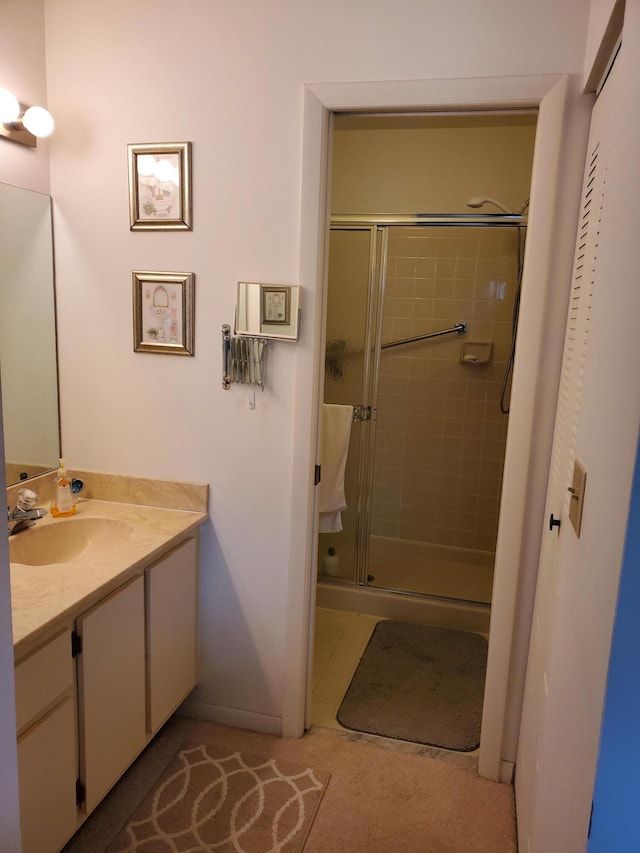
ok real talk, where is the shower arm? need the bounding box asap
[381,322,467,351]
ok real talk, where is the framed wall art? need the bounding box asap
[132,270,195,355]
[127,142,192,231]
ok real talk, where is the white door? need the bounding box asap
[17,695,78,853]
[76,575,146,814]
[516,78,608,849]
[146,538,198,733]
[516,6,640,851]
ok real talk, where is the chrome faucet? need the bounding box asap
[7,489,48,536]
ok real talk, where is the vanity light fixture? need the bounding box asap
[0,87,54,148]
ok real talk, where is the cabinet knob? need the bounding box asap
[549,514,561,531]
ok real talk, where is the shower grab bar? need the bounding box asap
[381,321,467,350]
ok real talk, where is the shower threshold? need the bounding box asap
[368,536,494,604]
[316,580,490,634]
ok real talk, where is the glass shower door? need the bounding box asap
[365,224,516,604]
[318,226,380,582]
[320,220,517,606]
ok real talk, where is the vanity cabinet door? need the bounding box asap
[76,574,146,814]
[15,628,78,853]
[18,694,78,853]
[146,537,197,733]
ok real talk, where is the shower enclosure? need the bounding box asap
[318,215,524,610]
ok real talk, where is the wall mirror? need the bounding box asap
[235,282,301,341]
[0,182,60,485]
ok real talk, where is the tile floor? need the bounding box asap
[311,607,480,769]
[311,607,381,730]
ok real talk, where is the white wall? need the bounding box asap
[0,0,50,193]
[42,0,589,731]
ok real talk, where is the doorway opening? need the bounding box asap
[311,111,536,748]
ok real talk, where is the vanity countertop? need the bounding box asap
[10,497,207,660]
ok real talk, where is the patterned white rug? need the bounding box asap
[107,743,330,853]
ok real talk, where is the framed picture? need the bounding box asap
[132,271,195,355]
[261,286,291,325]
[127,142,192,231]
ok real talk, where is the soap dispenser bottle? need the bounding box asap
[323,547,340,577]
[51,458,76,518]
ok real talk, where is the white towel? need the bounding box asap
[318,403,353,533]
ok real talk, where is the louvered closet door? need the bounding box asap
[516,12,640,851]
[515,126,606,853]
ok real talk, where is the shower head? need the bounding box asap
[466,196,514,215]
[467,196,530,216]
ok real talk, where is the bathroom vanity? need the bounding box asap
[9,473,208,853]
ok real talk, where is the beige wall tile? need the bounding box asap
[369,226,516,560]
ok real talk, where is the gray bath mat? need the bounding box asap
[337,620,487,751]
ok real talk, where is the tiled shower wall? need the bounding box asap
[371,225,519,553]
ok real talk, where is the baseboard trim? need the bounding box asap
[179,699,282,735]
[499,759,515,784]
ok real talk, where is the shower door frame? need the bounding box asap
[330,214,525,600]
[324,222,387,588]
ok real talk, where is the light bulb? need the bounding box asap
[22,106,54,138]
[0,88,20,123]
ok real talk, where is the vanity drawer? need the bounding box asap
[15,629,74,733]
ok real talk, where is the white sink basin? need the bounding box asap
[9,517,133,566]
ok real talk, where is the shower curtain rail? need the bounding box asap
[381,321,467,350]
